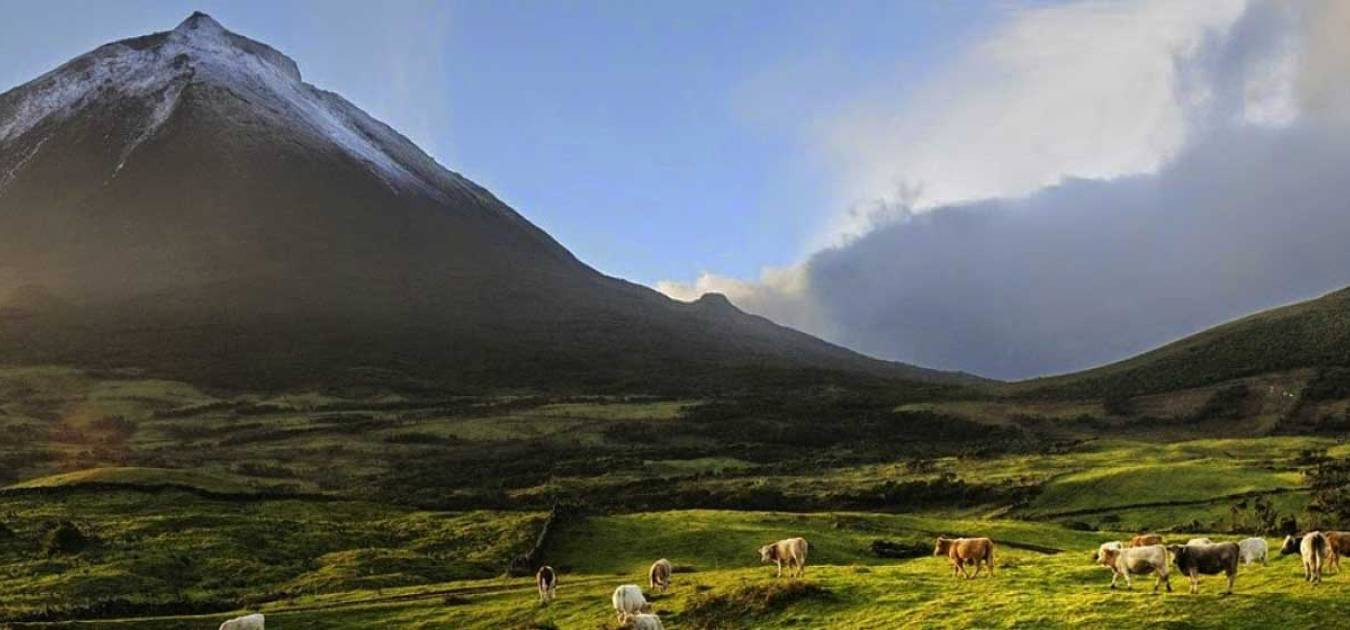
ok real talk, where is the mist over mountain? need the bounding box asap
[0,13,969,391]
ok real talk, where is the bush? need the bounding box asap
[42,520,91,556]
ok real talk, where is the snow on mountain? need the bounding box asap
[0,12,474,199]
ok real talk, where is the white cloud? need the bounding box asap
[818,0,1248,243]
[658,0,1350,379]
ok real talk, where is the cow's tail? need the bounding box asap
[988,543,996,576]
[1313,535,1326,572]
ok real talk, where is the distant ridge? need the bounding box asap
[1014,286,1350,398]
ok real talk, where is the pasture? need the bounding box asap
[0,366,1346,628]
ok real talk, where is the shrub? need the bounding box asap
[42,520,91,556]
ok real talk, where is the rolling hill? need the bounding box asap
[0,13,974,392]
[1012,286,1350,399]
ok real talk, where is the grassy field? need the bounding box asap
[1,365,1347,628]
[22,510,1345,629]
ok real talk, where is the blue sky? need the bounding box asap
[0,0,997,285]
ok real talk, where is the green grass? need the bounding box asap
[5,467,264,495]
[1022,460,1302,517]
[68,511,1348,629]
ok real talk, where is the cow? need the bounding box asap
[759,537,809,578]
[219,614,264,630]
[1130,533,1164,547]
[536,565,557,604]
[1168,542,1240,595]
[1237,537,1268,566]
[934,537,996,579]
[1324,531,1349,574]
[1093,541,1123,564]
[1281,532,1328,584]
[1098,545,1171,592]
[611,584,652,623]
[1185,537,1214,546]
[649,558,672,593]
[630,613,665,630]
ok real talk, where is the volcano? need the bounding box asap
[0,13,971,390]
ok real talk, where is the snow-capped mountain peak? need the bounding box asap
[0,13,471,198]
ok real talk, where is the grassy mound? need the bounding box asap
[679,580,831,629]
[5,467,261,495]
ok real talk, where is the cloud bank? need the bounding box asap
[660,0,1350,380]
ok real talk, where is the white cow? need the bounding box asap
[611,584,651,623]
[1282,532,1328,584]
[219,613,264,630]
[631,613,665,630]
[1237,538,1268,566]
[759,537,809,578]
[1185,537,1214,546]
[649,558,672,593]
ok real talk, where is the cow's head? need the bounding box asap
[1280,535,1300,555]
[759,544,777,563]
[1167,545,1187,565]
[933,537,952,556]
[1100,547,1121,566]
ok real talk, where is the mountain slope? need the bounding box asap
[1013,286,1350,398]
[0,13,974,391]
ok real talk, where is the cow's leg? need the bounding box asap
[776,559,783,578]
[971,560,982,578]
[958,559,973,579]
[1225,570,1234,595]
[1110,569,1119,590]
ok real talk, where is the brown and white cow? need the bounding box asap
[1129,533,1164,547]
[759,537,809,578]
[535,565,557,603]
[1281,532,1328,584]
[1168,542,1239,595]
[1093,541,1124,564]
[648,558,672,593]
[1099,545,1171,592]
[1324,531,1348,574]
[934,537,995,579]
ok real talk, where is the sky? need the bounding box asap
[4,1,1350,380]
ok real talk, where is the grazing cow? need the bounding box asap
[536,565,557,603]
[649,558,673,593]
[759,537,809,578]
[934,537,996,579]
[1168,542,1239,595]
[1185,537,1214,546]
[611,584,652,623]
[1098,545,1171,592]
[1281,532,1328,584]
[1237,538,1268,566]
[1093,541,1123,563]
[219,614,264,630]
[1130,533,1164,547]
[630,613,665,630]
[1324,531,1348,574]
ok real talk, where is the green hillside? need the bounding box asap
[1013,287,1350,399]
